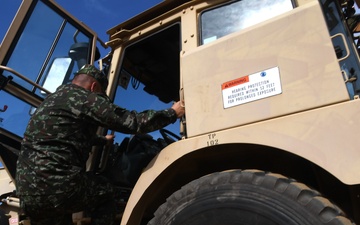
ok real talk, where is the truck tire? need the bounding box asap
[148,169,354,225]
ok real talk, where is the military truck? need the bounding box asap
[1,0,360,224]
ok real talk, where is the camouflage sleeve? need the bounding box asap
[84,92,177,134]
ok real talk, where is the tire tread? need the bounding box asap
[148,170,354,225]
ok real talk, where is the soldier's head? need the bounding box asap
[73,64,108,94]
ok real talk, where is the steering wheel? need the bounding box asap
[159,128,181,144]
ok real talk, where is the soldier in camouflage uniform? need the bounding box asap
[15,64,185,225]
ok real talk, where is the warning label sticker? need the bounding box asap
[222,67,282,108]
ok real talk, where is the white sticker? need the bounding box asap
[222,67,282,108]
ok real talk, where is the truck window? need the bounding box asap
[1,0,100,138]
[1,0,95,97]
[0,92,30,137]
[111,23,181,144]
[200,0,294,45]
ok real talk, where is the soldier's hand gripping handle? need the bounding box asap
[171,101,185,118]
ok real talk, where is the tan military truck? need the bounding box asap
[1,0,360,224]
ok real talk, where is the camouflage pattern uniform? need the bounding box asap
[16,65,177,225]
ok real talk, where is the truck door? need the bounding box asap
[0,0,102,182]
[182,0,359,137]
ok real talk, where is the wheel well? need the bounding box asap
[139,143,359,224]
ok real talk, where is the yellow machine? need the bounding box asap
[1,0,360,224]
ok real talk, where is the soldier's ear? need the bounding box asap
[90,82,97,92]
[90,81,102,93]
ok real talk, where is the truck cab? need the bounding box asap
[1,0,360,224]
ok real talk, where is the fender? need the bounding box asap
[121,99,360,225]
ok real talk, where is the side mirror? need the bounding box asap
[41,57,74,94]
[69,42,101,70]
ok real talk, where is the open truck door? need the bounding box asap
[0,0,104,224]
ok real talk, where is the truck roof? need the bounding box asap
[106,0,192,37]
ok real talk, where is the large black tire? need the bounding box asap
[148,169,354,225]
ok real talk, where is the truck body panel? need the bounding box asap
[183,1,349,137]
